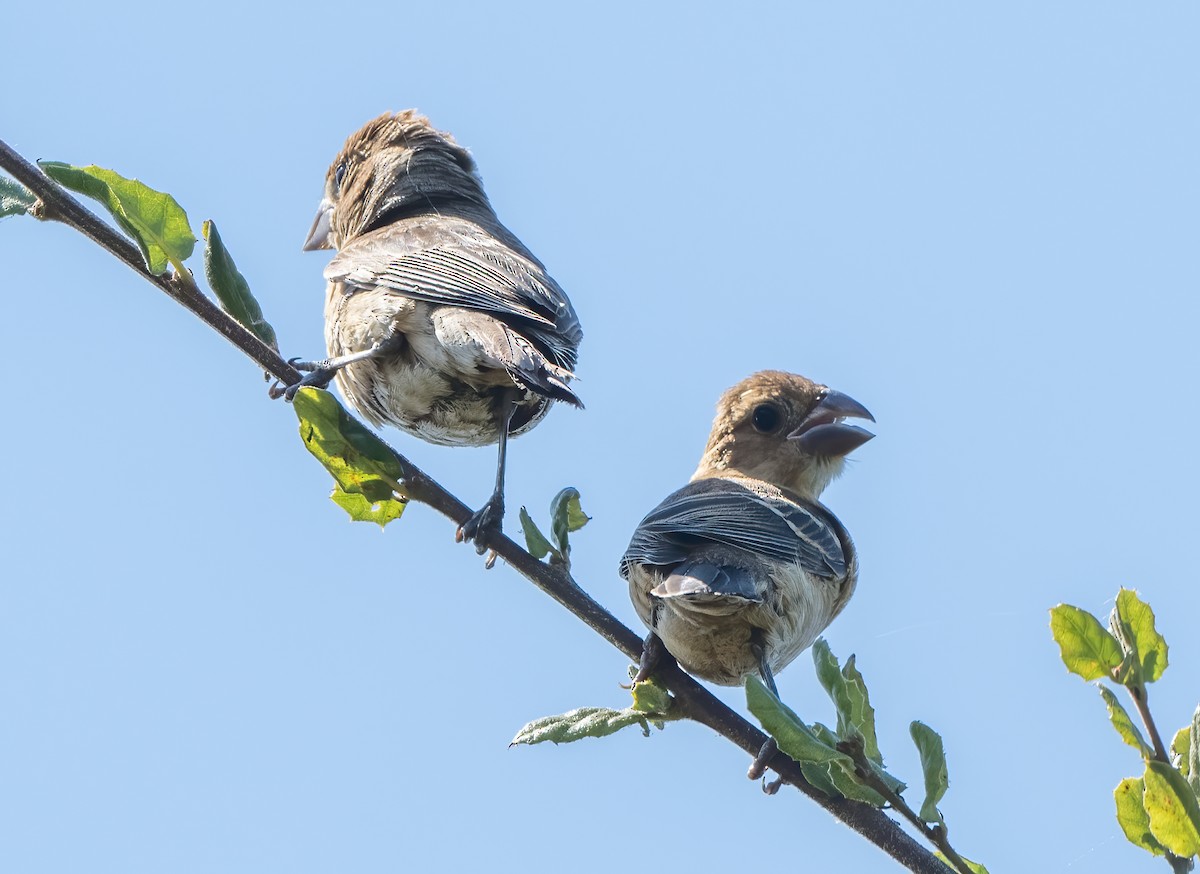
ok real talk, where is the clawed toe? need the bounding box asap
[748,738,779,782]
[456,497,504,556]
[282,368,337,400]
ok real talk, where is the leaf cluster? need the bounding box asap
[1051,589,1200,865]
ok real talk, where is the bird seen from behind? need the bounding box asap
[283,111,583,552]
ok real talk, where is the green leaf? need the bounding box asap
[1179,707,1200,797]
[745,675,847,765]
[202,220,278,351]
[1115,777,1168,856]
[796,720,896,806]
[39,161,195,275]
[910,721,949,824]
[629,677,673,716]
[1112,588,1169,684]
[330,487,406,527]
[549,487,590,559]
[799,761,843,798]
[935,853,990,874]
[1049,603,1124,681]
[510,706,654,745]
[812,639,882,763]
[1191,707,1200,796]
[518,507,557,560]
[819,759,889,806]
[1172,726,1191,776]
[292,388,407,527]
[1099,686,1153,760]
[1144,760,1200,857]
[0,176,36,217]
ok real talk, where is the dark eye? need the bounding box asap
[333,162,347,191]
[752,403,782,433]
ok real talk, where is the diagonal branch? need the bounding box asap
[0,138,298,386]
[0,138,954,874]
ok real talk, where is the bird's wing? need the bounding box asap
[325,219,581,366]
[620,477,846,580]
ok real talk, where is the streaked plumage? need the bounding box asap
[620,371,873,688]
[287,110,582,548]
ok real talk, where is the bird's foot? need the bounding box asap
[456,494,504,557]
[268,358,338,400]
[632,632,667,684]
[748,738,784,795]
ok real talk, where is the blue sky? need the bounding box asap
[3,3,1198,872]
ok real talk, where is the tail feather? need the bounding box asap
[652,561,761,602]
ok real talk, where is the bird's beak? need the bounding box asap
[789,388,875,456]
[302,198,334,251]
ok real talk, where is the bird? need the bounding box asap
[283,110,583,552]
[620,370,874,695]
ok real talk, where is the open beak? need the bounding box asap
[302,198,334,251]
[788,388,875,457]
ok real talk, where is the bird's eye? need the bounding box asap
[751,403,782,433]
[333,162,348,191]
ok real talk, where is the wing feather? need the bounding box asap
[325,217,581,369]
[620,477,845,580]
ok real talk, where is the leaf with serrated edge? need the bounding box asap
[1144,760,1200,857]
[823,759,888,806]
[202,220,278,351]
[549,487,590,558]
[1191,708,1200,795]
[293,388,407,526]
[630,678,672,716]
[1049,604,1124,681]
[39,161,195,275]
[0,176,36,217]
[1115,777,1167,856]
[1114,588,1169,684]
[745,676,847,765]
[510,707,651,745]
[518,507,557,560]
[1100,686,1153,760]
[840,655,882,762]
[812,640,883,763]
[911,721,949,824]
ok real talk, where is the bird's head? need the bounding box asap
[694,370,875,501]
[303,110,489,251]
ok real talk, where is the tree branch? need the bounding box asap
[1126,685,1194,874]
[0,139,954,874]
[0,138,299,386]
[838,739,976,874]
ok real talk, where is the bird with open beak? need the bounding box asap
[282,111,583,552]
[621,371,873,693]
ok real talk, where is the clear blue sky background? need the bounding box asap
[3,3,1198,872]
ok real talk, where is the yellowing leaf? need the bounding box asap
[1144,761,1200,857]
[1049,604,1123,681]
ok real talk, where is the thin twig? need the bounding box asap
[0,139,955,874]
[1128,685,1171,763]
[838,739,975,874]
[0,139,300,386]
[1127,685,1194,874]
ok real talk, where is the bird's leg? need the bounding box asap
[747,634,784,792]
[633,630,667,684]
[273,336,405,400]
[456,390,518,555]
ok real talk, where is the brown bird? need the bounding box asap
[620,371,873,693]
[284,111,582,550]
